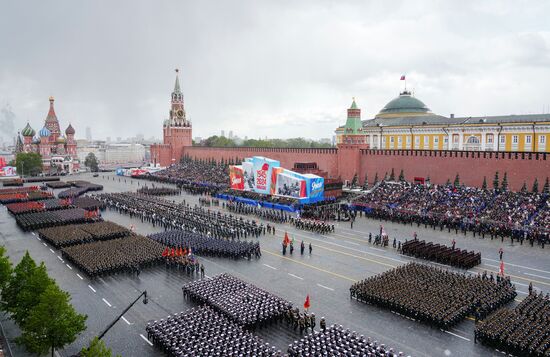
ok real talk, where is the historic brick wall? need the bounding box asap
[358,149,550,191]
[183,146,340,178]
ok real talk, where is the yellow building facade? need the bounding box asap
[336,91,550,152]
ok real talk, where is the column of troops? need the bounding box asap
[15,207,99,231]
[350,263,517,329]
[61,234,165,277]
[225,201,290,224]
[289,218,334,234]
[37,221,130,248]
[146,306,283,356]
[182,273,291,330]
[0,190,53,204]
[137,186,181,196]
[95,192,264,239]
[401,239,481,269]
[475,292,550,357]
[149,230,261,260]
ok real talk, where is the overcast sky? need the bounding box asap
[1,0,550,143]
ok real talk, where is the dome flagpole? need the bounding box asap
[400,74,407,92]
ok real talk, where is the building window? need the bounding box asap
[500,135,505,144]
[452,134,459,144]
[466,136,480,144]
[540,135,546,144]
[526,135,532,144]
[486,134,494,143]
[434,137,439,144]
[390,136,394,143]
[406,136,411,144]
[512,135,518,144]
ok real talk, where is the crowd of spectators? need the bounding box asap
[353,180,550,247]
[475,292,550,356]
[350,263,517,329]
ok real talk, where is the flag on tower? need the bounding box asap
[400,75,406,80]
[304,294,310,310]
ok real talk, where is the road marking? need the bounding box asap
[288,273,304,280]
[524,272,550,280]
[370,247,386,252]
[31,232,35,236]
[102,298,112,307]
[57,255,63,262]
[36,236,41,241]
[444,330,471,341]
[122,316,131,325]
[66,264,72,270]
[516,290,528,295]
[88,285,96,293]
[140,334,153,346]
[263,264,277,270]
[43,242,47,246]
[512,281,529,287]
[49,248,55,253]
[264,250,357,282]
[317,283,334,291]
[483,263,499,269]
[76,274,83,280]
[346,241,360,246]
[484,258,550,274]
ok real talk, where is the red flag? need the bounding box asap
[162,247,169,257]
[170,248,175,257]
[304,294,310,310]
[183,248,187,256]
[284,232,290,245]
[499,261,504,276]
[400,75,406,80]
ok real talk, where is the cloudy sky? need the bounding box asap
[1,0,549,143]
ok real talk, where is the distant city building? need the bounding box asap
[104,143,146,163]
[221,130,225,138]
[335,91,550,152]
[229,130,233,139]
[193,137,202,143]
[17,97,79,173]
[85,126,92,141]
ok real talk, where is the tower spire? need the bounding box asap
[174,68,181,94]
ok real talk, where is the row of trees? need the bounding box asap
[8,152,43,177]
[0,248,118,357]
[195,136,333,148]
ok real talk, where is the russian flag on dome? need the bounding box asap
[400,75,406,80]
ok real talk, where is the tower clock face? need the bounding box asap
[177,110,184,118]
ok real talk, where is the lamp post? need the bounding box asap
[96,290,148,341]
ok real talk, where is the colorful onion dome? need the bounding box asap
[21,122,36,137]
[65,123,75,135]
[39,126,51,137]
[56,135,67,143]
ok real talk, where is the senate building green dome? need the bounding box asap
[376,90,433,118]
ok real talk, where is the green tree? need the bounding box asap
[15,152,43,177]
[493,171,500,190]
[454,173,460,188]
[0,246,12,292]
[362,173,369,190]
[2,251,36,315]
[389,168,395,181]
[84,152,99,172]
[520,181,527,193]
[398,169,405,182]
[532,178,539,193]
[17,283,87,357]
[482,176,488,191]
[543,177,549,195]
[501,172,508,191]
[81,337,121,357]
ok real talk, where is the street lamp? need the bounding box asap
[96,290,148,341]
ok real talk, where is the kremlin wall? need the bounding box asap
[151,71,550,191]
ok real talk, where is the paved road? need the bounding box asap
[1,172,549,357]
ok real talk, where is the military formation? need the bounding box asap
[182,273,291,329]
[284,307,317,334]
[149,230,261,260]
[401,239,481,269]
[475,292,550,357]
[287,325,408,357]
[146,306,283,356]
[225,201,290,223]
[95,192,264,239]
[137,186,181,196]
[38,221,130,248]
[15,207,97,231]
[61,235,165,277]
[164,253,204,278]
[350,263,517,329]
[57,181,103,199]
[290,217,334,234]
